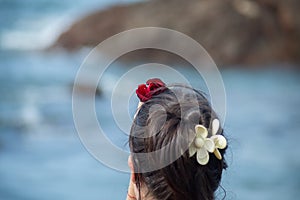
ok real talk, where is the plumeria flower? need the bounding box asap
[189,124,215,165]
[210,119,227,160]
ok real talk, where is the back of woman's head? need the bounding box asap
[129,80,227,200]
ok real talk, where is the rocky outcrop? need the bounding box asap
[52,0,300,66]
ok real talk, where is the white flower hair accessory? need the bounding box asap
[189,119,227,165]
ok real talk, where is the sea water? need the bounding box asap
[0,0,300,200]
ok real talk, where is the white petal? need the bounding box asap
[204,138,215,153]
[195,125,208,138]
[197,149,209,165]
[212,119,220,135]
[214,149,222,160]
[211,135,227,149]
[197,147,208,159]
[189,144,197,157]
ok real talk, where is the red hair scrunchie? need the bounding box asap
[136,78,166,102]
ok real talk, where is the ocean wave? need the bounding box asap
[0,0,142,51]
[0,14,75,51]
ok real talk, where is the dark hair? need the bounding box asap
[129,85,227,200]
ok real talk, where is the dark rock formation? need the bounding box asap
[52,0,300,66]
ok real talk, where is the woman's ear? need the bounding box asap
[128,155,135,182]
[127,155,138,200]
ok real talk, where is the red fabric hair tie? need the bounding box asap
[136,78,166,102]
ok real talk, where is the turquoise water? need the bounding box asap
[1,1,300,199]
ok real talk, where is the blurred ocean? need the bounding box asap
[0,0,300,200]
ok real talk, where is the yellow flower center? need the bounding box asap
[194,137,204,148]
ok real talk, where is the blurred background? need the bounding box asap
[0,0,300,199]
